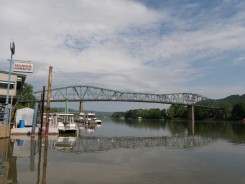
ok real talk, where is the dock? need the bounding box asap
[10,127,59,135]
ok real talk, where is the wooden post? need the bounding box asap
[45,66,53,135]
[37,135,42,183]
[40,86,45,135]
[42,136,49,183]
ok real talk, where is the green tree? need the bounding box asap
[147,108,162,119]
[119,108,167,119]
[16,83,36,109]
[222,101,233,119]
[195,108,209,120]
[161,109,167,119]
[167,105,175,119]
[167,105,187,119]
[111,112,124,118]
[232,102,245,120]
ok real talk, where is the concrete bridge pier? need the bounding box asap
[187,105,195,121]
[188,119,195,136]
[187,105,195,135]
[79,101,83,113]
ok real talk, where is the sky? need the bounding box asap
[1,0,245,111]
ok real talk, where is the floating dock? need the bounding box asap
[10,127,59,135]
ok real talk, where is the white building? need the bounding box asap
[0,70,26,122]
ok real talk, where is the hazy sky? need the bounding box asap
[1,0,245,111]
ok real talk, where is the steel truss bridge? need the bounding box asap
[20,85,221,108]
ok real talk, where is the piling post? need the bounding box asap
[42,136,49,184]
[45,66,53,135]
[30,137,35,171]
[37,135,42,183]
[40,86,45,135]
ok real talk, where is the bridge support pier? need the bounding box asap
[187,105,195,135]
[65,100,68,114]
[79,101,83,113]
[188,119,195,136]
[187,105,194,121]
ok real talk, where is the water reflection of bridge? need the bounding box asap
[9,135,215,157]
[51,136,214,152]
[2,135,214,183]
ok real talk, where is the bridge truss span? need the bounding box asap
[25,85,220,108]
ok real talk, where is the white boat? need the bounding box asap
[56,114,78,133]
[77,112,85,122]
[79,112,102,124]
[87,112,102,124]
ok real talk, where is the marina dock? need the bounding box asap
[10,127,59,135]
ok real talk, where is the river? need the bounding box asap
[1,118,245,184]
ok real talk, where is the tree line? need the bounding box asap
[111,101,245,120]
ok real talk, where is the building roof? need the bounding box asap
[0,70,26,85]
[0,70,27,77]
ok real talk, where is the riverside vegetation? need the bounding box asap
[112,94,245,121]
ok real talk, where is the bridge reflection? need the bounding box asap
[0,134,214,184]
[4,119,245,184]
[69,135,213,153]
[10,134,214,156]
[8,121,210,156]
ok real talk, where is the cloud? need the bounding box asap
[1,0,245,111]
[233,57,245,65]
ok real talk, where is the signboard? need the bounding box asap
[13,62,34,73]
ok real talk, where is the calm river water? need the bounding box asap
[1,118,245,184]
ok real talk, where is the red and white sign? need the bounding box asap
[13,62,34,73]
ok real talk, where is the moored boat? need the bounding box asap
[57,114,78,133]
[79,112,102,124]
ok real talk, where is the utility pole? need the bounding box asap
[4,41,15,125]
